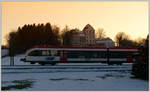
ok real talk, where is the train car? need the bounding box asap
[20,46,138,65]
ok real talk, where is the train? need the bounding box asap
[20,46,138,65]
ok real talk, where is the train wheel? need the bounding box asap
[30,62,35,64]
[39,63,45,66]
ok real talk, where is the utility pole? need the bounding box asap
[9,44,14,66]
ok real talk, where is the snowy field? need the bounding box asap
[1,55,149,91]
[1,49,9,57]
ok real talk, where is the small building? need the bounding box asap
[82,24,96,46]
[71,30,86,46]
[78,31,86,46]
[95,37,115,47]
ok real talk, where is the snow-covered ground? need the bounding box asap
[1,55,149,91]
[1,54,30,65]
[1,49,9,57]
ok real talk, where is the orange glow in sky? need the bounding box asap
[1,1,149,45]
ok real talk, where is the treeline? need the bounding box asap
[7,23,61,55]
[114,32,145,47]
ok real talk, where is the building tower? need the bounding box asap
[82,24,96,46]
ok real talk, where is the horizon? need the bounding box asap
[1,1,149,45]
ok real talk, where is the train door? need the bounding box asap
[60,50,67,63]
[126,51,133,63]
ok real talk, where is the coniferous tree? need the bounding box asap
[7,23,61,55]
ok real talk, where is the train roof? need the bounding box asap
[33,46,138,49]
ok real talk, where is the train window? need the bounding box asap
[109,51,127,58]
[100,51,107,58]
[60,51,64,58]
[51,50,58,56]
[92,52,98,58]
[86,51,107,58]
[127,52,133,58]
[41,50,59,56]
[67,51,107,58]
[42,50,50,56]
[83,51,107,58]
[84,51,91,58]
[63,51,67,58]
[67,51,85,58]
[85,51,97,58]
[28,50,42,56]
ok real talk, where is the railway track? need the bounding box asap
[2,64,132,74]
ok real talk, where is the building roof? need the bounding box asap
[96,37,113,41]
[82,24,95,32]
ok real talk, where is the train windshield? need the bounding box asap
[28,50,42,56]
[28,50,59,56]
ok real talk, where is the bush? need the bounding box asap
[132,35,149,80]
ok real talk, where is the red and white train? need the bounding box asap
[20,46,138,65]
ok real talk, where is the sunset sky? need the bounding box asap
[1,1,149,45]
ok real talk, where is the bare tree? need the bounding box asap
[115,32,134,47]
[61,25,70,34]
[134,37,146,46]
[96,28,106,38]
